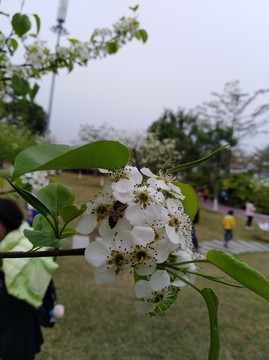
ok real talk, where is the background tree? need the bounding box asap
[148,108,201,166]
[138,134,180,173]
[0,99,47,135]
[0,5,147,102]
[0,123,36,163]
[147,108,236,188]
[250,145,269,177]
[195,80,269,172]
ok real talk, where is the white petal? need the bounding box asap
[135,261,156,276]
[150,270,170,291]
[84,240,110,267]
[125,204,146,225]
[151,240,169,263]
[112,178,136,193]
[76,213,97,234]
[134,279,153,298]
[165,225,180,244]
[114,230,134,252]
[148,178,169,190]
[132,226,155,245]
[94,265,116,285]
[140,167,155,178]
[126,166,143,184]
[113,191,133,203]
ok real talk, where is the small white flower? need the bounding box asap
[76,184,113,235]
[101,166,142,195]
[168,249,197,287]
[84,230,134,284]
[165,199,192,247]
[131,226,169,276]
[20,171,50,193]
[120,185,167,226]
[134,270,171,314]
[141,167,185,200]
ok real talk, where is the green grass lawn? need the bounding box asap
[31,173,269,360]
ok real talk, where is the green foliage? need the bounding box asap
[201,288,220,360]
[0,123,36,162]
[11,140,130,180]
[0,99,47,135]
[168,144,228,174]
[218,172,269,214]
[1,5,147,102]
[9,182,84,249]
[175,181,199,221]
[147,109,233,187]
[106,41,119,54]
[207,250,269,301]
[135,29,148,43]
[11,75,29,97]
[11,13,31,37]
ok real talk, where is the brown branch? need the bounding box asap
[0,248,86,259]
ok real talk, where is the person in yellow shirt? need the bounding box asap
[222,210,235,248]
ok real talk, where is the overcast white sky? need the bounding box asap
[2,0,269,150]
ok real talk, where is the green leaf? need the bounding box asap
[7,179,54,219]
[29,83,39,101]
[11,75,29,97]
[8,38,18,55]
[59,226,77,239]
[24,229,66,250]
[33,14,40,36]
[60,205,86,224]
[167,144,229,174]
[129,5,139,12]
[207,250,269,301]
[135,29,148,43]
[37,183,75,218]
[68,38,79,45]
[174,182,198,221]
[106,41,119,54]
[201,288,220,360]
[11,141,130,181]
[33,214,52,234]
[11,13,31,37]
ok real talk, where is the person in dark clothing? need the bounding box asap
[191,209,199,250]
[0,198,58,360]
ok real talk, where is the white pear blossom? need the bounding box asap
[131,226,169,276]
[108,165,143,195]
[20,171,50,193]
[76,184,114,235]
[85,230,134,284]
[118,185,168,226]
[141,167,185,200]
[134,270,172,314]
[168,249,197,287]
[165,198,192,247]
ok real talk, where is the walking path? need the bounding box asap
[198,239,269,258]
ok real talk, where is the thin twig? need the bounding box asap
[0,248,86,259]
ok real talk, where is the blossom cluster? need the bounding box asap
[0,16,142,95]
[20,170,55,194]
[76,166,198,315]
